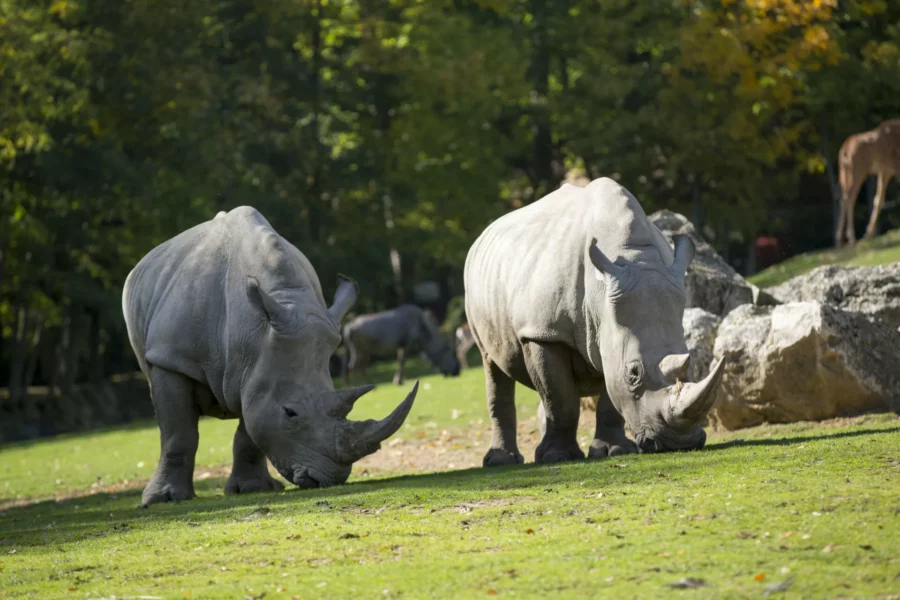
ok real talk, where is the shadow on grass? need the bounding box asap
[0,456,706,550]
[4,419,897,551]
[706,426,900,451]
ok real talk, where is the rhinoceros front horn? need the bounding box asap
[338,380,419,462]
[668,357,725,426]
[327,384,376,419]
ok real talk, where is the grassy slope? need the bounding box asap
[2,364,899,599]
[748,227,900,288]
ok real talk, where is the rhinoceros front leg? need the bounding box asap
[482,357,524,466]
[524,341,585,464]
[225,420,286,495]
[141,366,200,507]
[393,347,406,385]
[588,388,638,459]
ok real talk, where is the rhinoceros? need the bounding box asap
[123,207,418,506]
[464,178,725,466]
[342,305,460,385]
[455,322,476,370]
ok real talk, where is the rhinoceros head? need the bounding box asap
[419,312,461,377]
[589,235,725,453]
[242,276,418,488]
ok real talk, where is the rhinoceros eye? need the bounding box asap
[282,406,299,419]
[624,360,644,391]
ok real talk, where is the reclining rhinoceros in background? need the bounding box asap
[342,305,461,385]
[123,207,418,506]
[464,177,725,466]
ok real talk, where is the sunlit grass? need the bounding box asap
[2,364,899,599]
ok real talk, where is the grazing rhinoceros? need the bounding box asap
[123,207,418,506]
[455,322,476,369]
[464,178,725,466]
[342,305,461,385]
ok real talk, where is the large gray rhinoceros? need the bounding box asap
[342,305,460,385]
[464,178,725,466]
[123,206,418,506]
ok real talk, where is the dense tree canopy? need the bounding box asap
[1,0,899,394]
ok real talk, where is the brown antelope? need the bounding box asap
[835,119,900,247]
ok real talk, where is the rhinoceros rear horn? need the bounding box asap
[668,357,725,426]
[339,380,419,462]
[327,384,375,419]
[329,275,358,321]
[671,235,695,279]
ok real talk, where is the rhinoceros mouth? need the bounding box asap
[635,427,706,453]
[292,467,321,489]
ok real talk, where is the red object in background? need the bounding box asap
[754,236,784,270]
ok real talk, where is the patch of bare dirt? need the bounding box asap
[351,411,598,478]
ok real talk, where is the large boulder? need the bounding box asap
[648,210,756,316]
[711,302,900,430]
[767,263,900,331]
[682,308,721,380]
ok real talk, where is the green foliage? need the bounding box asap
[2,0,900,389]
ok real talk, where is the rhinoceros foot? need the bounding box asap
[140,474,196,508]
[587,438,638,459]
[535,436,585,464]
[225,472,285,495]
[482,448,525,467]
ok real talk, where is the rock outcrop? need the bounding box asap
[767,263,900,331]
[711,302,900,430]
[682,308,722,380]
[649,210,756,316]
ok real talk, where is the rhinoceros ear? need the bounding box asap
[328,275,358,322]
[588,239,627,281]
[670,235,695,280]
[246,276,295,330]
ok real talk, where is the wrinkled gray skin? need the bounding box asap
[342,305,460,385]
[123,207,418,506]
[464,178,725,466]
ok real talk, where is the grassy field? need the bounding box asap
[749,227,900,288]
[2,361,900,599]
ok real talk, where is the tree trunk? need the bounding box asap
[0,242,6,365]
[87,310,104,383]
[54,306,81,397]
[306,0,325,246]
[821,134,841,237]
[382,195,404,302]
[691,177,703,230]
[529,0,553,201]
[23,316,44,388]
[8,302,29,404]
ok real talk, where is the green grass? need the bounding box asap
[749,227,900,288]
[2,365,899,599]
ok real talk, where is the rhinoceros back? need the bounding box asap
[464,178,673,354]
[123,206,326,404]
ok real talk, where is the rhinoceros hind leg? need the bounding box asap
[225,420,285,495]
[482,356,524,467]
[587,389,638,459]
[525,342,585,464]
[140,366,200,507]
